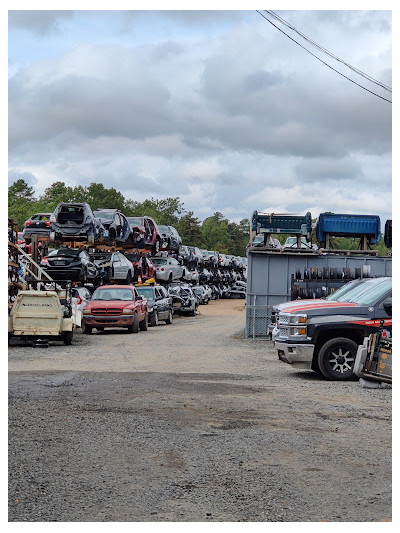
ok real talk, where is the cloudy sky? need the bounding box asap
[8,4,392,225]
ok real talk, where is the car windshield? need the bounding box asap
[48,248,80,257]
[325,280,363,301]
[253,235,264,243]
[346,278,391,305]
[93,211,114,220]
[127,218,143,227]
[330,278,391,304]
[92,288,134,301]
[135,288,155,301]
[193,288,202,294]
[152,258,167,265]
[158,225,168,232]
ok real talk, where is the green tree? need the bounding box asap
[36,181,74,212]
[8,179,36,228]
[201,212,231,252]
[177,211,205,247]
[84,183,126,211]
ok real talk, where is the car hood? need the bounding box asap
[278,299,360,317]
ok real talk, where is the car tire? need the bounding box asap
[82,324,92,334]
[125,272,132,285]
[139,311,148,331]
[150,310,159,327]
[165,310,173,324]
[127,313,139,333]
[63,331,73,345]
[181,269,186,280]
[168,273,173,283]
[317,337,358,381]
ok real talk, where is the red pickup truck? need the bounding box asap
[82,285,148,334]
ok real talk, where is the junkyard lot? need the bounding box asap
[9,299,391,522]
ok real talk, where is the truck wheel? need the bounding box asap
[317,337,358,381]
[139,311,148,331]
[165,310,173,324]
[150,310,159,327]
[127,313,139,333]
[82,324,92,335]
[63,331,73,345]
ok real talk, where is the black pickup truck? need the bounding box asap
[272,277,392,380]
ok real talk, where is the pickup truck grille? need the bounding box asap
[278,314,290,325]
[92,308,122,316]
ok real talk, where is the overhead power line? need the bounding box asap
[257,10,392,104]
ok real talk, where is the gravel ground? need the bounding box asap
[8,299,391,522]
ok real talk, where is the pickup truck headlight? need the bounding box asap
[291,314,307,324]
[82,309,91,315]
[122,308,134,314]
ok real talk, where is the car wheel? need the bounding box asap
[168,273,173,283]
[317,337,358,381]
[63,331,73,345]
[150,310,159,327]
[165,310,173,324]
[82,324,92,334]
[139,311,148,331]
[125,272,132,285]
[96,327,104,332]
[127,313,139,333]
[181,269,186,280]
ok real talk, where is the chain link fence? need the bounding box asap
[245,305,274,339]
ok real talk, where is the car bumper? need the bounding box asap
[82,315,135,327]
[42,267,83,281]
[53,224,93,238]
[274,341,315,369]
[23,228,52,238]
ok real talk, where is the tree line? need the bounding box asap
[8,179,251,256]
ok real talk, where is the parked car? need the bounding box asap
[183,267,199,284]
[93,209,132,244]
[273,276,392,380]
[198,266,211,283]
[135,285,173,326]
[22,213,53,241]
[71,286,92,327]
[158,225,182,252]
[125,252,156,283]
[82,285,148,334]
[152,256,184,282]
[90,252,135,284]
[283,236,317,250]
[168,283,198,316]
[201,250,219,267]
[192,285,210,305]
[218,254,229,268]
[126,216,161,253]
[41,248,99,283]
[180,245,195,266]
[49,202,104,243]
[188,246,204,266]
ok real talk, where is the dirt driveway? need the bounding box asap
[8,299,391,522]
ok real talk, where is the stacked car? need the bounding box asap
[18,201,248,339]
